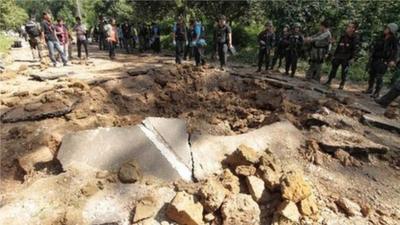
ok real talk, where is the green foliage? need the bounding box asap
[0,0,28,30]
[0,33,14,53]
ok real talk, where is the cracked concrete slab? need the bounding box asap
[57,118,192,181]
[361,114,400,133]
[191,121,304,179]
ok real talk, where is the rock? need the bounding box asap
[299,195,319,217]
[127,69,149,76]
[30,71,72,81]
[280,170,312,203]
[361,114,400,133]
[218,169,240,194]
[246,176,269,203]
[118,160,142,183]
[259,154,282,191]
[12,91,29,97]
[18,145,54,173]
[80,183,98,197]
[224,144,260,167]
[276,200,301,223]
[221,194,260,225]
[234,165,256,176]
[334,149,353,166]
[166,192,204,225]
[204,213,215,222]
[335,197,362,217]
[384,106,398,119]
[315,127,389,155]
[198,178,226,213]
[24,102,43,112]
[68,80,90,90]
[133,196,158,223]
[57,118,193,181]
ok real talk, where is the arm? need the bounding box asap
[310,31,330,42]
[227,26,232,47]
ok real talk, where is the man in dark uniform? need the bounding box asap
[365,23,398,98]
[271,25,290,70]
[256,21,275,72]
[184,19,194,61]
[97,16,106,50]
[214,15,232,71]
[325,21,360,90]
[172,16,187,64]
[150,22,161,53]
[122,21,132,53]
[285,23,303,77]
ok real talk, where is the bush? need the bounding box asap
[0,34,14,54]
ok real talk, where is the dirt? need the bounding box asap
[0,41,399,225]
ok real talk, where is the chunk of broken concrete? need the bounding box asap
[276,200,301,223]
[18,145,54,173]
[218,169,240,195]
[118,160,142,183]
[224,144,260,167]
[30,71,73,81]
[198,178,226,213]
[361,114,400,133]
[299,195,319,217]
[234,165,256,176]
[259,153,283,191]
[221,193,260,225]
[1,99,76,123]
[246,176,270,203]
[57,118,192,181]
[335,197,362,217]
[133,196,158,223]
[316,127,388,155]
[280,170,312,203]
[166,192,204,225]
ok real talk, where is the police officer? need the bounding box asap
[172,16,187,64]
[285,23,303,77]
[305,20,332,82]
[365,23,398,98]
[325,21,360,89]
[214,15,232,71]
[271,25,290,70]
[257,21,275,72]
[191,19,206,66]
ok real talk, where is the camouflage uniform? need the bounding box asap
[306,30,332,81]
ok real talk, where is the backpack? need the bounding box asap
[25,21,40,37]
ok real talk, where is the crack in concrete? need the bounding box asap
[187,132,197,182]
[139,122,192,181]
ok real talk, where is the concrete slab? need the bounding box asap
[143,117,192,171]
[57,122,192,181]
[361,114,400,133]
[191,121,304,179]
[0,100,76,123]
[30,71,75,81]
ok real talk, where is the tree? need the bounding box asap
[0,0,28,30]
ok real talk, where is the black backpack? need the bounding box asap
[25,21,40,37]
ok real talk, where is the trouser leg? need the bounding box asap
[77,40,82,58]
[265,50,271,70]
[285,52,292,74]
[218,43,228,68]
[54,41,67,64]
[194,46,200,66]
[47,41,57,65]
[327,58,340,83]
[340,60,350,86]
[258,48,265,70]
[291,55,298,76]
[175,41,184,64]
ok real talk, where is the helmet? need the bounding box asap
[387,23,398,34]
[265,21,273,27]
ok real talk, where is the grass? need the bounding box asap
[0,33,14,54]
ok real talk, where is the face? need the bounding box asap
[283,27,288,33]
[384,27,390,35]
[111,19,116,25]
[219,19,226,26]
[319,24,325,32]
[346,23,355,34]
[294,27,300,32]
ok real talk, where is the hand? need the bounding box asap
[388,61,396,68]
[191,41,196,47]
[228,43,232,49]
[185,41,188,46]
[172,40,176,46]
[259,40,266,45]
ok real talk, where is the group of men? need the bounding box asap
[256,20,399,104]
[94,16,161,57]
[25,12,89,67]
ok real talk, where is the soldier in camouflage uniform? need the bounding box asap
[305,21,332,82]
[271,25,290,70]
[285,23,303,77]
[365,23,398,98]
[257,21,276,72]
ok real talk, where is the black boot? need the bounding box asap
[338,81,345,90]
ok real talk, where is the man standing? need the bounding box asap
[325,22,360,90]
[184,20,194,61]
[257,21,275,72]
[122,21,132,53]
[25,16,42,60]
[285,23,303,77]
[73,17,89,59]
[192,19,206,66]
[150,22,161,53]
[305,21,332,82]
[106,19,118,59]
[172,16,187,64]
[270,25,290,70]
[214,15,232,71]
[55,18,69,60]
[97,16,106,50]
[41,12,68,67]
[365,23,398,98]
